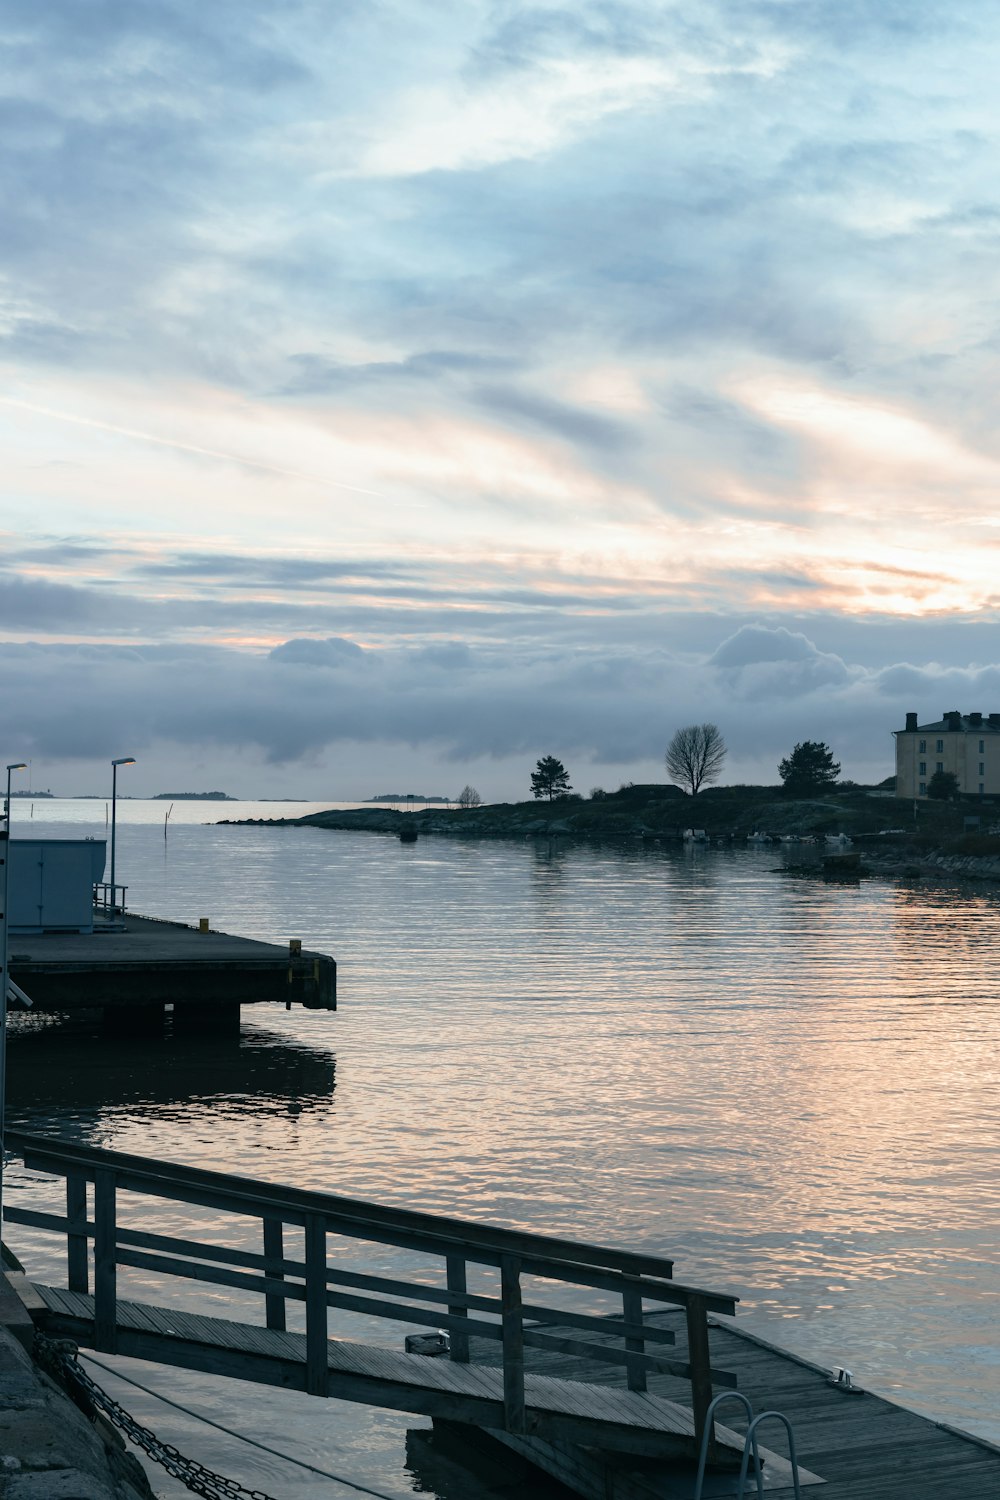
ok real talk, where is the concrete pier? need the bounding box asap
[8,911,336,1029]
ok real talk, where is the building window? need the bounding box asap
[936,762,943,772]
[919,761,926,775]
[980,783,985,794]
[936,739,944,752]
[919,782,927,795]
[980,739,986,753]
[980,763,985,775]
[919,739,926,752]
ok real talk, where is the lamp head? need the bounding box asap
[6,763,27,773]
[112,757,137,767]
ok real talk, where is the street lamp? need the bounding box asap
[0,762,27,1233]
[110,757,136,915]
[4,762,27,830]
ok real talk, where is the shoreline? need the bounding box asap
[219,794,1000,884]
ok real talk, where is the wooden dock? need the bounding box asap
[6,1132,755,1477]
[8,911,336,1029]
[28,1285,749,1463]
[436,1309,1000,1498]
[9,1132,999,1499]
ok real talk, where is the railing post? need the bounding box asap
[446,1254,469,1363]
[304,1214,328,1397]
[685,1294,714,1463]
[500,1254,526,1434]
[622,1275,646,1392]
[263,1217,286,1332]
[66,1173,89,1294]
[93,1169,117,1353]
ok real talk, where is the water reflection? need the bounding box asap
[4,805,1000,1497]
[8,1021,335,1135]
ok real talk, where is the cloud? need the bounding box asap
[1,624,996,795]
[268,636,367,666]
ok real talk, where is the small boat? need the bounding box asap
[398,828,419,844]
[746,831,772,845]
[683,828,707,842]
[825,833,852,848]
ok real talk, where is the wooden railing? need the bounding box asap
[6,1132,738,1453]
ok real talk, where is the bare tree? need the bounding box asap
[457,784,482,808]
[665,723,727,796]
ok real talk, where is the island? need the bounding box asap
[367,793,453,803]
[153,791,234,800]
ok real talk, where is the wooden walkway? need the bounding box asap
[31,1285,743,1464]
[15,1133,997,1497]
[454,1309,1000,1499]
[9,911,336,1018]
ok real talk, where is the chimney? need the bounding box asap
[905,712,918,731]
[946,711,962,731]
[970,712,983,726]
[990,713,1000,727]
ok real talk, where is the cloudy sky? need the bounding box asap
[3,0,999,799]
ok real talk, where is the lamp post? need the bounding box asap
[0,762,27,1238]
[110,757,136,915]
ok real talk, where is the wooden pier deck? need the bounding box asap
[450,1309,1000,1499]
[11,1132,998,1498]
[28,1285,746,1463]
[8,911,336,1025]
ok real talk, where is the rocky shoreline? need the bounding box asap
[220,789,1000,884]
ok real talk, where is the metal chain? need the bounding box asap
[34,1331,278,1500]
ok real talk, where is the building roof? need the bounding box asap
[896,713,1000,735]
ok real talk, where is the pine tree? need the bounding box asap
[530,756,572,801]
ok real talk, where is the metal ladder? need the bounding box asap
[693,1392,803,1500]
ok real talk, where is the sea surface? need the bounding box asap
[5,800,1000,1498]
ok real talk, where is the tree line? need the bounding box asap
[525,730,848,801]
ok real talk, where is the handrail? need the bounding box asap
[737,1413,801,1500]
[694,1393,759,1500]
[6,1131,740,1454]
[9,1131,734,1311]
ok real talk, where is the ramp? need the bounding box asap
[33,1285,738,1462]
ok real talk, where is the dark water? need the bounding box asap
[5,803,1000,1496]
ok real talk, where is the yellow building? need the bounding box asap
[895,710,1000,798]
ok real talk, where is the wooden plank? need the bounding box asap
[92,1169,116,1353]
[304,1213,327,1397]
[31,1286,740,1461]
[500,1255,526,1435]
[622,1278,645,1393]
[66,1174,88,1295]
[263,1218,286,1332]
[446,1254,469,1363]
[685,1294,714,1462]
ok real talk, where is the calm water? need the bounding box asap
[5,801,1000,1497]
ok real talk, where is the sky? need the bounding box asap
[2,0,1000,800]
